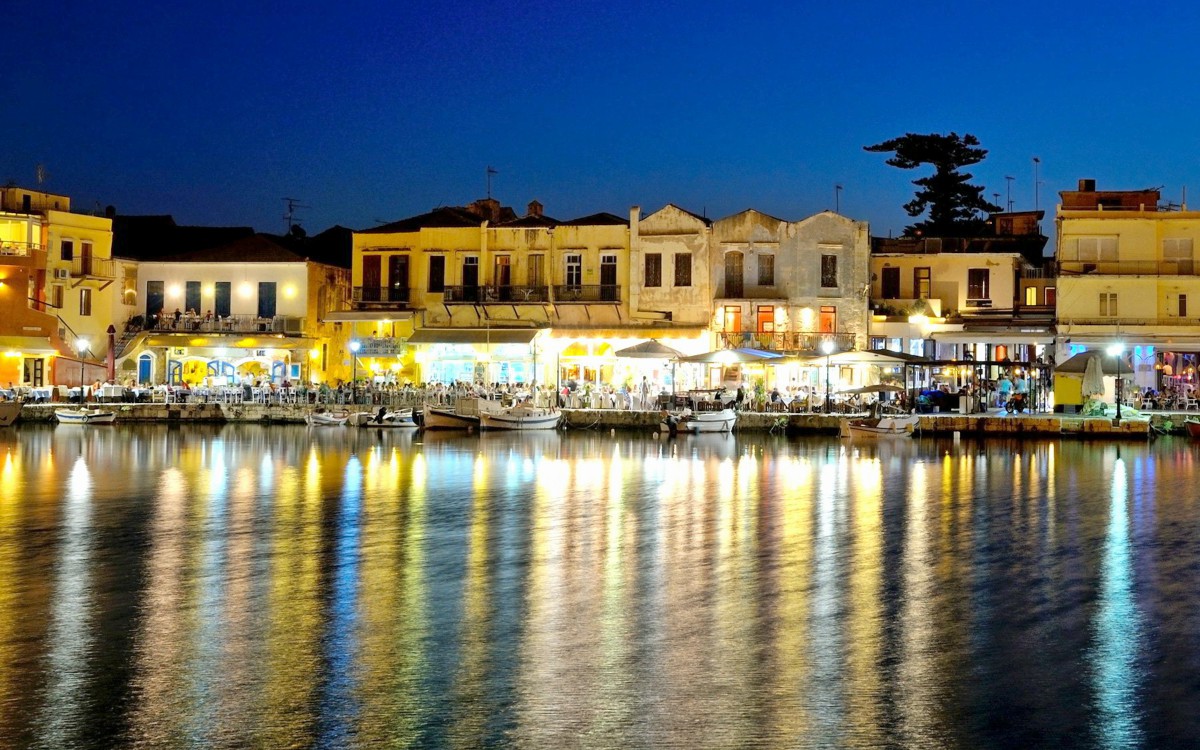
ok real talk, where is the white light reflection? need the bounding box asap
[1090,456,1143,748]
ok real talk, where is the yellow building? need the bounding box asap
[344,198,708,389]
[0,187,117,387]
[1056,179,1200,393]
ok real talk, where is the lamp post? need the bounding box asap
[75,338,89,403]
[350,339,361,404]
[821,339,835,413]
[1107,343,1124,424]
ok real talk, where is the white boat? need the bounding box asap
[660,408,737,434]
[351,408,418,428]
[304,409,349,426]
[55,407,117,425]
[839,414,919,438]
[423,404,481,430]
[0,401,21,427]
[479,404,562,431]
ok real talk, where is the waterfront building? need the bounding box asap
[1055,179,1200,394]
[118,231,350,386]
[0,187,120,387]
[869,210,1053,392]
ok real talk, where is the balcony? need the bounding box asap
[0,240,42,257]
[1059,316,1200,327]
[354,286,415,307]
[716,330,857,353]
[68,257,118,288]
[716,284,786,300]
[552,284,621,303]
[1058,260,1198,276]
[444,285,551,304]
[143,313,306,335]
[355,337,405,357]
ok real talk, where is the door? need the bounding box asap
[23,358,44,387]
[881,267,900,299]
[463,257,480,301]
[185,280,201,314]
[146,280,165,325]
[258,282,277,319]
[215,282,231,318]
[494,255,511,300]
[600,254,618,301]
[724,252,744,297]
[362,255,381,302]
[138,354,153,385]
[388,255,410,303]
[80,241,93,276]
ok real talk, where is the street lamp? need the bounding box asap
[349,339,361,403]
[75,338,89,403]
[821,339,835,413]
[1107,342,1124,424]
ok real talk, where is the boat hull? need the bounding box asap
[305,411,349,426]
[480,407,561,431]
[839,415,918,438]
[423,405,481,430]
[1186,420,1200,438]
[55,409,117,425]
[0,402,20,427]
[660,408,737,434]
[351,408,417,428]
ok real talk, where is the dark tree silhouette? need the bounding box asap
[864,132,1001,237]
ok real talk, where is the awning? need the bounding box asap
[323,310,415,322]
[932,331,1054,345]
[0,335,59,354]
[406,328,538,345]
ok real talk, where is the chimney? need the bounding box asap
[527,200,543,218]
[1079,179,1096,192]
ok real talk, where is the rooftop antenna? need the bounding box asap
[835,184,843,213]
[486,166,498,199]
[1032,157,1042,212]
[1005,176,1015,212]
[35,163,48,186]
[283,197,310,233]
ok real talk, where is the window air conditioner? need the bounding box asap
[53,268,69,280]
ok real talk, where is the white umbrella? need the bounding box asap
[1082,354,1105,398]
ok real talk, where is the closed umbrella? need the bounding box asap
[1082,354,1105,398]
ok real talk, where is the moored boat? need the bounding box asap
[1185,419,1200,438]
[55,407,117,425]
[351,408,418,428]
[0,401,22,427]
[479,404,561,431]
[839,414,919,438]
[423,404,482,430]
[305,409,349,426]
[659,408,737,434]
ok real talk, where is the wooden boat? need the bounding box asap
[304,409,349,426]
[479,404,562,431]
[839,414,919,438]
[0,401,21,427]
[659,408,737,434]
[351,408,418,428]
[423,404,482,430]
[1185,419,1200,438]
[55,407,117,425]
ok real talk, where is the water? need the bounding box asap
[1,425,1198,749]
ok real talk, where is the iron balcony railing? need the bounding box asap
[1058,260,1199,276]
[143,313,305,334]
[716,284,786,299]
[1060,317,1200,327]
[716,330,857,353]
[443,285,551,304]
[354,286,414,304]
[68,257,118,279]
[552,284,621,303]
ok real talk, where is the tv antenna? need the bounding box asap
[1005,176,1015,212]
[283,197,310,232]
[1032,157,1042,212]
[486,166,498,199]
[35,163,48,186]
[835,184,843,213]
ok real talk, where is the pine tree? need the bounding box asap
[864,132,1001,237]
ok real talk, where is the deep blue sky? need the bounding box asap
[3,1,1198,237]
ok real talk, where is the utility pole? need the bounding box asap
[486,166,498,199]
[835,184,843,213]
[1005,176,1015,213]
[1032,157,1042,213]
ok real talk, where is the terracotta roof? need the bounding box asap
[112,215,255,260]
[151,234,309,263]
[500,214,560,228]
[561,211,629,226]
[360,207,483,233]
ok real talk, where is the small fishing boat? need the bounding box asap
[839,414,919,438]
[55,407,117,425]
[423,404,482,430]
[1185,419,1200,438]
[479,404,562,431]
[659,408,737,434]
[304,409,349,426]
[0,401,22,427]
[351,408,418,428]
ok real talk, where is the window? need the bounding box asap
[723,306,742,332]
[758,254,775,286]
[724,252,744,297]
[821,254,838,288]
[565,254,582,286]
[1180,294,1188,318]
[1067,236,1118,262]
[869,336,886,350]
[968,268,990,300]
[644,253,662,287]
[428,255,445,293]
[914,267,931,299]
[674,253,692,287]
[1100,292,1118,317]
[185,281,201,314]
[819,305,836,333]
[79,287,92,316]
[215,282,231,317]
[52,284,64,310]
[756,305,774,332]
[1164,237,1194,274]
[462,256,480,290]
[1045,287,1056,306]
[258,281,277,318]
[1025,287,1038,305]
[881,267,900,299]
[61,239,74,261]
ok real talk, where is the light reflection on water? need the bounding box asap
[0,425,1198,748]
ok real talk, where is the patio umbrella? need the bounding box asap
[677,348,783,364]
[839,384,905,395]
[613,340,684,359]
[1082,354,1105,398]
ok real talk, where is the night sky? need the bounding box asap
[4,0,1199,237]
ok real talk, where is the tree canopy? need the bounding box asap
[864,132,1001,237]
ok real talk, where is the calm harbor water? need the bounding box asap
[1,425,1198,749]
